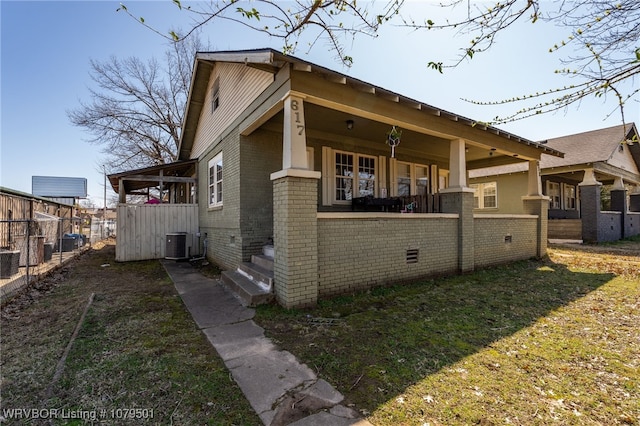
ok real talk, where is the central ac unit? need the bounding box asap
[165,232,190,260]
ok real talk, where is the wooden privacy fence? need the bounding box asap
[116,204,199,262]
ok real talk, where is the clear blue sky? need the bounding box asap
[2,1,637,207]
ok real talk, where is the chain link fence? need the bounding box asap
[0,217,90,300]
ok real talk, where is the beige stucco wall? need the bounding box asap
[317,213,459,296]
[470,172,528,214]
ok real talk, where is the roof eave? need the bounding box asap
[178,48,565,159]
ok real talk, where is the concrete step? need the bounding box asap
[238,262,273,288]
[251,254,274,272]
[220,270,273,307]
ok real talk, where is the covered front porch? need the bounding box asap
[238,60,561,307]
[543,165,640,242]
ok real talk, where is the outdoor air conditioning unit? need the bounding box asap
[165,232,191,260]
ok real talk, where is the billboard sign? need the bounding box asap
[32,176,88,198]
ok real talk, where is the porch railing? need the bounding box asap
[352,194,440,213]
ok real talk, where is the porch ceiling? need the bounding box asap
[181,49,563,164]
[541,162,640,186]
[261,104,531,169]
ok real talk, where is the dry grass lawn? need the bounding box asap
[256,239,640,425]
[0,240,260,425]
[1,237,638,425]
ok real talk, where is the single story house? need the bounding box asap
[145,48,568,308]
[469,123,640,242]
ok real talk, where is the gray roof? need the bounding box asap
[541,123,637,168]
[179,48,563,160]
[469,122,638,178]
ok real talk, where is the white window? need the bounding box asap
[415,165,429,196]
[333,150,376,202]
[211,77,220,113]
[471,182,497,209]
[547,181,561,209]
[438,168,449,191]
[208,153,223,207]
[394,161,430,196]
[397,162,411,196]
[563,183,576,209]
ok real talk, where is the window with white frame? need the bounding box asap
[471,182,497,209]
[334,150,376,202]
[397,162,411,196]
[208,153,223,207]
[211,77,220,113]
[547,181,561,209]
[395,161,430,196]
[358,156,376,197]
[415,165,429,196]
[563,183,576,209]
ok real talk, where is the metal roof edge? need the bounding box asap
[0,186,75,207]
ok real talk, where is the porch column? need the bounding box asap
[611,177,627,212]
[271,94,321,308]
[118,178,126,204]
[271,171,321,308]
[441,139,474,272]
[521,160,547,257]
[522,195,549,257]
[610,177,628,238]
[527,160,543,196]
[578,168,602,243]
[283,94,308,169]
[630,185,640,212]
[448,138,468,190]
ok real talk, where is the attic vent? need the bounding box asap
[406,249,419,264]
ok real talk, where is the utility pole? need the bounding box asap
[103,165,107,239]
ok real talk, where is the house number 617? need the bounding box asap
[291,99,305,136]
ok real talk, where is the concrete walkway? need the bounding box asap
[161,260,372,426]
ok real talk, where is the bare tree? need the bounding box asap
[403,0,640,128]
[68,35,204,172]
[117,0,404,66]
[118,0,638,131]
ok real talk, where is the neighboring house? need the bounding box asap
[469,123,640,242]
[147,48,565,309]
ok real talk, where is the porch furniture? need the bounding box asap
[352,194,439,213]
[352,196,403,212]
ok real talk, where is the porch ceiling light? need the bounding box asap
[346,119,354,130]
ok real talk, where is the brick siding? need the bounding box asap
[473,216,538,267]
[317,214,459,296]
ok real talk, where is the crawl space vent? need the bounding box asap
[406,249,419,264]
